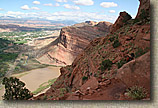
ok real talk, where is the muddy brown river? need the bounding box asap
[0,66,61,100]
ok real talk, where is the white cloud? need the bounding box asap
[55,3,60,7]
[31,7,40,10]
[1,11,117,23]
[55,0,67,2]
[5,11,26,17]
[33,1,40,5]
[46,11,117,22]
[100,2,118,8]
[44,3,53,6]
[21,5,30,10]
[21,5,40,10]
[73,0,94,6]
[4,11,39,18]
[7,11,24,15]
[63,4,80,10]
[109,10,116,13]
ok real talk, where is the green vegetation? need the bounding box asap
[12,72,29,79]
[99,59,112,71]
[32,78,57,95]
[135,47,149,58]
[0,53,18,62]
[0,38,13,49]
[117,59,126,69]
[133,19,140,24]
[140,9,150,22]
[133,9,150,24]
[122,12,132,23]
[0,63,9,77]
[13,59,50,74]
[109,36,115,42]
[14,40,27,45]
[126,86,147,100]
[2,77,33,100]
[0,29,59,79]
[68,73,71,77]
[112,39,121,48]
[59,88,67,97]
[0,38,19,78]
[82,76,88,81]
[0,31,55,45]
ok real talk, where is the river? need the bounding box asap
[0,66,61,100]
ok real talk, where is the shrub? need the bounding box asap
[140,9,149,21]
[109,36,115,42]
[112,40,121,48]
[126,86,147,100]
[117,59,126,69]
[94,73,99,77]
[122,13,132,23]
[32,78,57,95]
[59,88,67,97]
[0,63,9,77]
[82,76,88,81]
[2,77,33,100]
[68,73,71,77]
[135,47,149,58]
[99,59,112,71]
[133,19,140,24]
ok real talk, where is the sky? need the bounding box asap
[0,0,139,23]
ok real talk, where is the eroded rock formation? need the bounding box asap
[37,21,112,66]
[110,11,132,33]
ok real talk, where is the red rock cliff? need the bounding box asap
[135,0,150,19]
[110,11,132,33]
[34,0,150,100]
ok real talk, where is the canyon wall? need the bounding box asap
[37,21,112,66]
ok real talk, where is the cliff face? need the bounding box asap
[110,12,132,33]
[135,0,150,19]
[34,0,150,100]
[37,21,112,66]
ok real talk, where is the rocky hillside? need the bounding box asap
[36,21,112,66]
[33,0,150,100]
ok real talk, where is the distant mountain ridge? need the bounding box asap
[0,16,78,26]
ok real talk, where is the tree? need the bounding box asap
[2,77,33,100]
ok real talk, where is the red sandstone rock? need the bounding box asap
[110,11,132,33]
[135,0,150,19]
[80,77,99,93]
[34,0,150,100]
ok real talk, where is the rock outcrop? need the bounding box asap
[116,51,150,92]
[37,21,112,66]
[135,0,150,19]
[110,11,132,33]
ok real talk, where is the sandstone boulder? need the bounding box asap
[80,77,99,93]
[110,11,132,33]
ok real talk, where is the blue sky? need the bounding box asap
[0,0,139,23]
